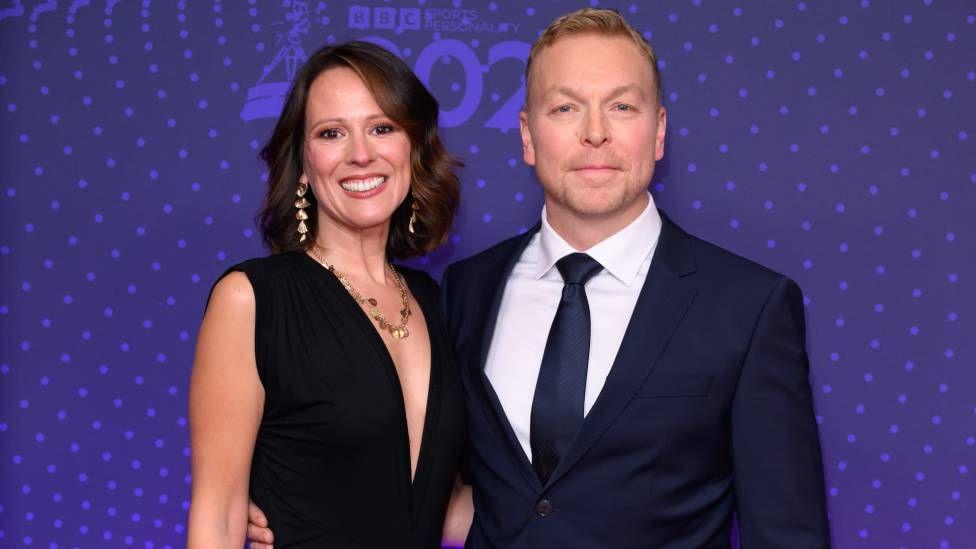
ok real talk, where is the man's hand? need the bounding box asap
[246,500,275,549]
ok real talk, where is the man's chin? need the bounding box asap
[559,186,649,219]
[564,195,629,218]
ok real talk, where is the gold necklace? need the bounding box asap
[308,248,412,339]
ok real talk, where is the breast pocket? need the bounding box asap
[634,374,714,398]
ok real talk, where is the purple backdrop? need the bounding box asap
[1,1,974,547]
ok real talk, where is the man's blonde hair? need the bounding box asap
[525,8,663,107]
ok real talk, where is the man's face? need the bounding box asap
[520,33,666,228]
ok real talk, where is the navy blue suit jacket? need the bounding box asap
[441,212,830,548]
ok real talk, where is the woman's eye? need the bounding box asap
[373,124,395,135]
[320,128,341,139]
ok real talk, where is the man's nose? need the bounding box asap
[581,110,609,147]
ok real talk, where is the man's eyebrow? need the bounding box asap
[604,84,646,101]
[542,84,646,102]
[542,86,585,103]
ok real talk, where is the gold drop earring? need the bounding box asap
[408,191,419,234]
[296,175,310,243]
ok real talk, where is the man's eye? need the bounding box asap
[552,105,573,114]
[614,104,633,112]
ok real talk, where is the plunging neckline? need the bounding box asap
[303,252,437,489]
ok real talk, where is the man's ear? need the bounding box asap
[519,109,536,167]
[654,106,667,161]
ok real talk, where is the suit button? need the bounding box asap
[536,498,553,517]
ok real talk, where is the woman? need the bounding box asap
[187,41,468,548]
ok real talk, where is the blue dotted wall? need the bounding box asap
[1,1,973,547]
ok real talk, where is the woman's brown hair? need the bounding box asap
[258,41,461,259]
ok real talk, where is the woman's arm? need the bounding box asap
[187,272,265,548]
[442,474,473,547]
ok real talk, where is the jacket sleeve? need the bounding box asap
[439,262,475,486]
[731,276,831,548]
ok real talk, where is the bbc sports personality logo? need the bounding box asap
[349,5,520,34]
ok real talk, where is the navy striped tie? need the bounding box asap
[530,252,604,484]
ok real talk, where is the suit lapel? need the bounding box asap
[544,213,699,488]
[467,225,544,492]
[476,228,538,373]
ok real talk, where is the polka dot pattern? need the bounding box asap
[1,1,973,547]
[641,4,974,545]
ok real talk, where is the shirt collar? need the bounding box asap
[536,192,662,286]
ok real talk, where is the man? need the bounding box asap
[249,8,830,548]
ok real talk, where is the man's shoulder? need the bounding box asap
[694,234,781,278]
[443,229,533,282]
[670,218,788,290]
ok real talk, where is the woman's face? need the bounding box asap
[302,66,412,239]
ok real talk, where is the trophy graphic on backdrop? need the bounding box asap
[241,1,327,121]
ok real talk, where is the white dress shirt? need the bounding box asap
[484,193,662,461]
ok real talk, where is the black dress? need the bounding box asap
[217,252,466,548]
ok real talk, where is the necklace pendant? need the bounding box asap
[309,249,412,341]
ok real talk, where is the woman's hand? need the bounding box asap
[442,474,473,547]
